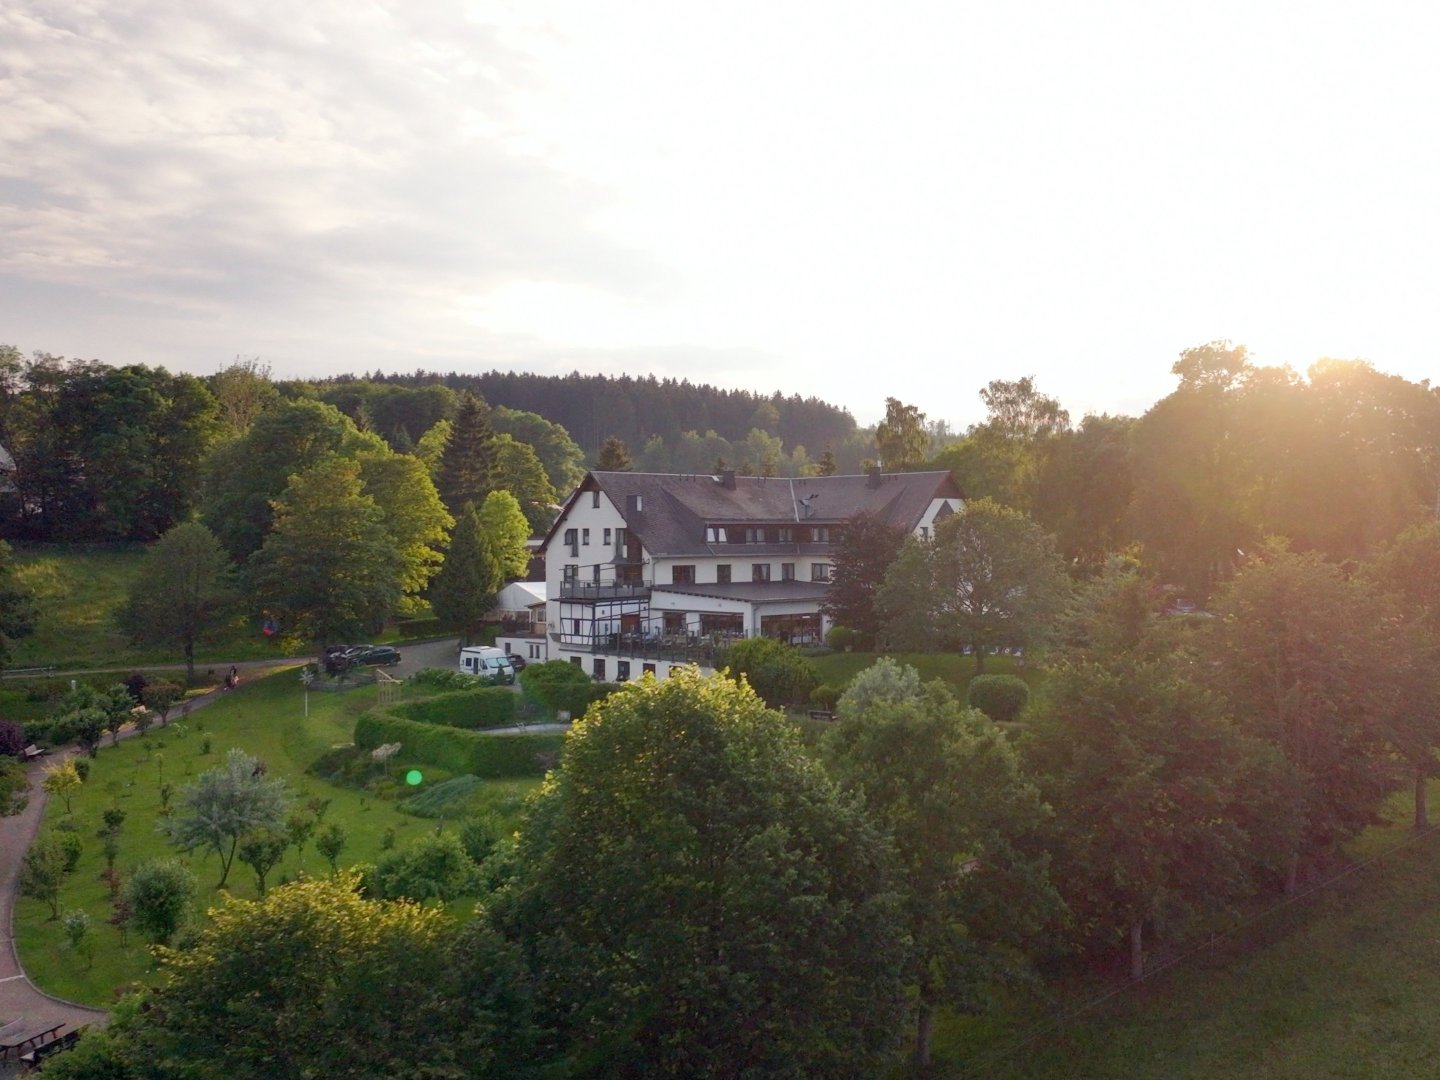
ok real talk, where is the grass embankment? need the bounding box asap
[9,544,283,671]
[7,543,463,674]
[15,670,539,1006]
[930,789,1440,1079]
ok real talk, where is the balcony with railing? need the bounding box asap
[557,579,652,601]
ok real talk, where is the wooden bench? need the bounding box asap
[20,1028,81,1070]
[0,1020,63,1061]
[807,710,836,722]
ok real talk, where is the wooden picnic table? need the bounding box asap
[0,1019,64,1059]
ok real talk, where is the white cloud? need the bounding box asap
[2,0,1440,427]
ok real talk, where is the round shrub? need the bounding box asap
[721,637,819,708]
[966,674,1030,724]
[809,684,841,710]
[825,625,857,651]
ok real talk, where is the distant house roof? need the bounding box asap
[546,470,962,557]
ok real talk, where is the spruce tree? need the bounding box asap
[596,436,633,471]
[436,392,497,514]
[430,504,503,645]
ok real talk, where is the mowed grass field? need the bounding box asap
[15,670,540,1006]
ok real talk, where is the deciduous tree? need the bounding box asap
[874,397,928,469]
[1209,543,1398,893]
[821,510,908,644]
[246,457,403,649]
[491,671,907,1077]
[72,876,536,1080]
[120,522,234,683]
[357,450,453,607]
[824,660,1058,1068]
[902,499,1072,672]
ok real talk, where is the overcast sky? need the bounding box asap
[3,1,1438,428]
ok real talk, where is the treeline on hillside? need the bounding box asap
[886,345,1440,601]
[332,369,858,462]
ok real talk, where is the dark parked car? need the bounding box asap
[505,652,527,672]
[347,645,401,667]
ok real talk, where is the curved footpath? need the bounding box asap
[0,665,303,1050]
[0,639,462,1052]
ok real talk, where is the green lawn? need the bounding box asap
[929,788,1440,1079]
[15,669,540,1006]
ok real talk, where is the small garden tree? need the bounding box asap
[21,834,68,919]
[125,858,196,945]
[316,822,348,876]
[42,759,82,814]
[161,749,292,888]
[238,828,290,897]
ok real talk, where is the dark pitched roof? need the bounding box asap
[543,470,960,557]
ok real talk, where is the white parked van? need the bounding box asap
[458,646,516,685]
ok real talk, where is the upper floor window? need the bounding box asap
[592,490,601,508]
[778,527,793,543]
[781,563,795,581]
[706,526,721,543]
[811,563,832,582]
[563,528,578,557]
[809,526,831,543]
[716,564,732,584]
[672,565,696,585]
[752,563,771,583]
[563,564,579,582]
[582,528,591,545]
[920,526,929,540]
[604,528,612,545]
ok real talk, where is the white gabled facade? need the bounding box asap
[532,468,963,682]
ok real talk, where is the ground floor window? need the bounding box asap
[593,658,606,680]
[528,642,542,659]
[617,660,631,681]
[700,612,744,638]
[760,612,822,645]
[643,662,656,676]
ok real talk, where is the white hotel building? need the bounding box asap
[499,468,962,681]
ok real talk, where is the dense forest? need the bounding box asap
[329,369,861,465]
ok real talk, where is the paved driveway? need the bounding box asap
[388,637,462,679]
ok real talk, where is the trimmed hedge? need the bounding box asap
[355,711,562,779]
[967,674,1030,724]
[519,662,619,719]
[393,688,516,730]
